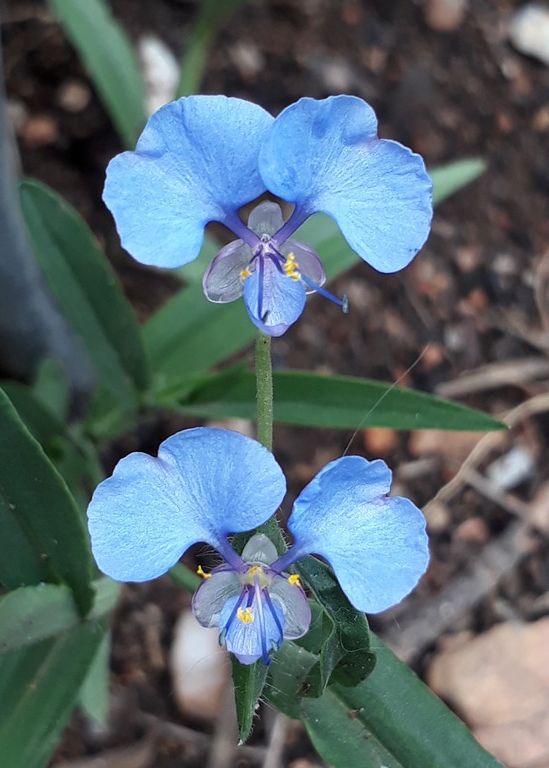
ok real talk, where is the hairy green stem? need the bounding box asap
[254,333,286,552]
[255,333,273,450]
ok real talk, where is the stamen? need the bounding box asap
[196,564,211,580]
[300,273,349,313]
[257,256,265,321]
[288,574,301,587]
[254,578,271,665]
[220,587,248,642]
[283,251,301,281]
[237,607,254,624]
[239,267,252,281]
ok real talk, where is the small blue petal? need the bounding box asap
[192,567,241,628]
[247,200,285,236]
[269,575,311,639]
[243,260,306,336]
[103,96,273,268]
[259,95,432,273]
[87,427,286,582]
[220,590,284,665]
[202,239,251,303]
[287,456,429,613]
[241,533,279,565]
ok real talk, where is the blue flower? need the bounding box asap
[88,428,429,665]
[104,95,432,336]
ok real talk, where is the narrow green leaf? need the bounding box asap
[231,658,268,743]
[169,563,201,592]
[0,388,94,614]
[177,0,251,97]
[0,579,119,653]
[144,285,253,393]
[32,358,69,420]
[2,381,104,508]
[176,232,220,283]
[79,631,111,725]
[299,638,503,768]
[172,368,505,432]
[1,381,67,449]
[0,623,104,768]
[145,160,486,389]
[20,179,150,406]
[48,0,146,147]
[431,158,486,205]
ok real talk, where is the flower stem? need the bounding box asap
[254,332,286,553]
[255,333,273,450]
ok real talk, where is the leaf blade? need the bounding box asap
[20,179,150,406]
[300,637,503,768]
[0,579,119,653]
[0,388,94,614]
[177,0,252,97]
[173,369,504,432]
[0,623,105,768]
[48,0,146,147]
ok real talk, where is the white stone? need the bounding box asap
[170,609,229,721]
[138,35,180,115]
[509,4,549,66]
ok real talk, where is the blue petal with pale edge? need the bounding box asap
[87,428,286,582]
[192,567,241,628]
[220,591,284,664]
[259,96,432,273]
[103,96,273,268]
[243,260,306,336]
[287,456,429,613]
[269,576,311,639]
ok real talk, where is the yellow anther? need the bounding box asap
[239,267,252,281]
[237,607,255,624]
[283,252,300,281]
[288,574,301,587]
[247,565,263,576]
[196,564,211,580]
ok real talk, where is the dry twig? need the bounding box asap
[383,392,549,662]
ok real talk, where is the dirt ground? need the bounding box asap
[3,0,549,766]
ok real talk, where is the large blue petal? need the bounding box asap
[243,259,306,336]
[287,456,429,613]
[103,96,273,268]
[259,96,432,273]
[88,427,286,582]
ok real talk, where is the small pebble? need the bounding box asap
[57,80,91,112]
[509,4,549,66]
[486,445,534,491]
[454,516,490,545]
[532,105,549,131]
[20,115,59,147]
[362,427,398,456]
[422,342,445,370]
[424,0,468,32]
[229,42,264,78]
